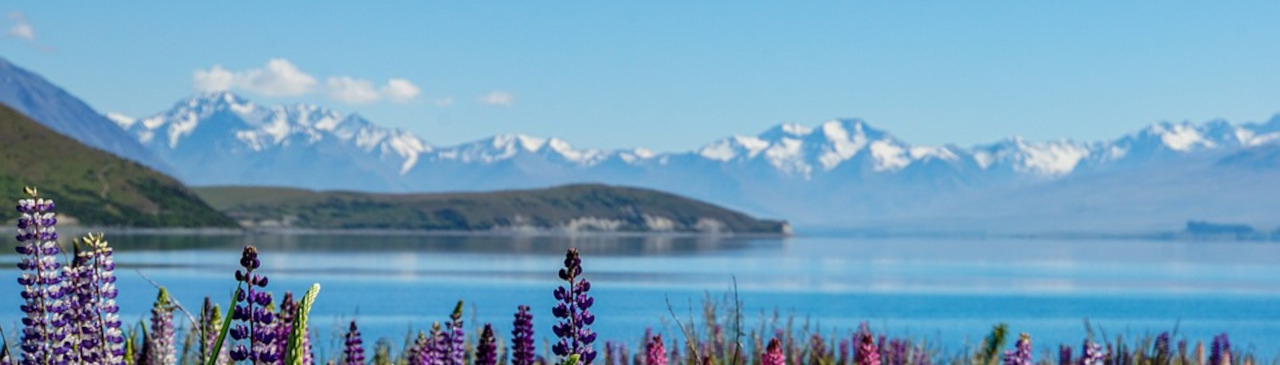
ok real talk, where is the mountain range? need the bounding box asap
[3,57,1276,233]
[100,90,1280,233]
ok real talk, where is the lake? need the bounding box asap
[2,233,1278,360]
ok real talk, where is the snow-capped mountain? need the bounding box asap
[110,91,1280,231]
[0,57,171,172]
[110,92,430,190]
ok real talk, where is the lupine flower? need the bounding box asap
[1058,345,1072,365]
[14,189,68,365]
[809,334,828,365]
[343,320,366,365]
[512,305,537,365]
[1209,334,1230,365]
[1153,332,1171,365]
[477,324,498,365]
[855,328,879,365]
[552,248,597,365]
[230,245,277,364]
[910,344,931,365]
[838,339,850,365]
[145,288,177,365]
[645,335,666,365]
[1080,340,1103,365]
[201,297,231,365]
[277,292,297,365]
[67,233,123,365]
[1002,333,1032,365]
[761,338,785,365]
[446,301,465,365]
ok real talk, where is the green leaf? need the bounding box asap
[285,283,322,365]
[204,289,239,365]
[562,354,580,365]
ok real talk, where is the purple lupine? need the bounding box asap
[1058,345,1072,365]
[476,324,498,365]
[838,339,850,365]
[343,320,366,365]
[645,335,666,365]
[145,288,177,365]
[14,191,69,365]
[855,327,879,365]
[809,334,828,365]
[1002,334,1032,365]
[552,248,597,365]
[1153,332,1171,365]
[761,338,785,365]
[512,305,537,365]
[65,233,125,365]
[229,245,277,364]
[1080,340,1103,365]
[910,344,931,365]
[885,339,908,365]
[276,292,297,365]
[1209,334,1230,365]
[446,301,465,365]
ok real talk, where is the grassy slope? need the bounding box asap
[0,104,238,227]
[195,184,790,233]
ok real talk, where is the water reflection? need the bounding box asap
[98,232,774,256]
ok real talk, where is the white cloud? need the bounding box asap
[382,78,421,103]
[193,65,236,92]
[192,58,317,97]
[326,76,382,104]
[192,59,424,105]
[7,12,34,41]
[433,97,455,107]
[478,91,515,107]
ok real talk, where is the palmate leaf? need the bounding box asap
[286,283,322,365]
[204,290,238,365]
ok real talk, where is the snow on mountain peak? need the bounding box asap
[106,112,136,128]
[1147,122,1214,151]
[973,137,1091,176]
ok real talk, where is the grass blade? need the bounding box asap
[204,289,238,365]
[286,283,322,365]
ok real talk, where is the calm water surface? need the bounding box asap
[2,234,1278,358]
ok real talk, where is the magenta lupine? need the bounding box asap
[343,320,366,365]
[855,329,879,365]
[1209,334,1230,365]
[14,189,69,365]
[229,245,277,364]
[552,248,597,365]
[1002,334,1032,365]
[645,336,666,365]
[512,305,537,365]
[761,338,785,365]
[476,324,498,365]
[145,288,177,365]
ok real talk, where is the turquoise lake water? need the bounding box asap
[2,233,1277,359]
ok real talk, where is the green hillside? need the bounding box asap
[195,184,790,234]
[0,104,238,227]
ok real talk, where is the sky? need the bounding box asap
[2,1,1279,152]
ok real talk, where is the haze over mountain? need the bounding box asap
[107,91,1280,233]
[0,58,171,172]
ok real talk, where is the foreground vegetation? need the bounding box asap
[5,187,1262,365]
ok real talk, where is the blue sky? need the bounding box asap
[2,1,1279,151]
